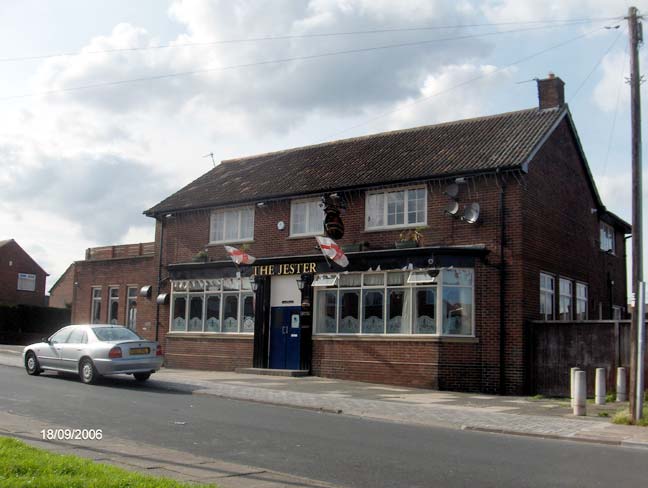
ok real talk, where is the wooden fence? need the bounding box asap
[525,320,647,397]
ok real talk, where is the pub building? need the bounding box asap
[71,75,629,394]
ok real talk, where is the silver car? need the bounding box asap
[23,324,164,384]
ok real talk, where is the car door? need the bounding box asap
[38,327,72,369]
[58,327,87,372]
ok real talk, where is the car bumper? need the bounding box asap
[93,356,164,376]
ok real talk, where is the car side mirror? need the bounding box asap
[42,337,50,344]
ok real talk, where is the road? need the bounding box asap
[1,365,647,488]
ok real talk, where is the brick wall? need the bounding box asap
[164,336,253,370]
[0,240,47,307]
[49,264,75,309]
[72,256,159,341]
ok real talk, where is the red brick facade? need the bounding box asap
[0,240,48,307]
[49,264,75,309]
[70,85,629,395]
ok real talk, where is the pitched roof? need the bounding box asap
[146,106,565,215]
[0,239,13,249]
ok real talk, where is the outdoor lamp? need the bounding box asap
[249,276,259,292]
[296,276,305,291]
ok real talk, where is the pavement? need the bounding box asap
[2,344,648,486]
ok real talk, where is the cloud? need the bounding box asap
[1,153,168,243]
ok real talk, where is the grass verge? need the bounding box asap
[612,408,648,427]
[0,436,216,488]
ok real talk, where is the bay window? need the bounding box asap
[170,278,254,334]
[314,268,473,336]
[366,187,426,229]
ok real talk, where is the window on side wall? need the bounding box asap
[559,278,573,320]
[209,207,254,244]
[539,273,555,320]
[600,222,615,253]
[126,286,138,330]
[108,287,120,325]
[91,287,102,324]
[366,187,426,230]
[290,199,325,236]
[575,283,588,320]
[17,273,36,291]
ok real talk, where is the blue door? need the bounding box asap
[269,306,301,370]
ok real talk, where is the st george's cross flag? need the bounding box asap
[315,236,349,268]
[224,246,256,265]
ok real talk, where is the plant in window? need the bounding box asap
[192,250,209,262]
[396,227,423,248]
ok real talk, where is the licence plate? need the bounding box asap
[130,347,150,355]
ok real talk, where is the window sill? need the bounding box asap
[207,239,254,246]
[167,332,254,339]
[363,224,428,234]
[313,334,478,343]
[287,233,324,240]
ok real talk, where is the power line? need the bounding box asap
[0,16,620,64]
[0,23,604,102]
[568,26,625,103]
[321,26,607,141]
[602,40,629,177]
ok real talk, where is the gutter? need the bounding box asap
[155,218,165,342]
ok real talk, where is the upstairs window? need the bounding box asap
[600,222,615,253]
[366,187,426,229]
[210,207,254,243]
[17,273,36,291]
[290,199,325,236]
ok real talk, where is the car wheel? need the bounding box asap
[25,351,41,376]
[133,373,151,382]
[79,358,99,384]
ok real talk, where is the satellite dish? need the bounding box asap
[444,183,459,198]
[444,200,459,216]
[463,203,480,224]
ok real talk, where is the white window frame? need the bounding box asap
[290,198,325,237]
[600,222,615,254]
[209,206,255,244]
[126,286,138,330]
[169,278,254,335]
[576,282,588,320]
[313,268,474,337]
[108,286,120,325]
[365,186,427,231]
[559,277,573,320]
[539,272,555,320]
[17,273,36,291]
[91,287,102,324]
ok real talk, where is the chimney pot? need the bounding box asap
[537,74,564,109]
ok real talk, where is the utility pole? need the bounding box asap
[627,6,644,422]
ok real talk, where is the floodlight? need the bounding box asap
[462,203,481,224]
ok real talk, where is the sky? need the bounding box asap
[0,0,645,293]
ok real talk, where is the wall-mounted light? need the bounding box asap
[296,277,305,291]
[249,276,259,292]
[257,202,265,207]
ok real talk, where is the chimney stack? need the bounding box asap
[537,72,565,109]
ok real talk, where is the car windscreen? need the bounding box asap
[92,327,143,342]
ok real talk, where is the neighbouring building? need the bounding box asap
[0,239,48,307]
[48,263,75,309]
[71,75,630,394]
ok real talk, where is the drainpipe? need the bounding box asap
[498,172,507,395]
[155,216,165,342]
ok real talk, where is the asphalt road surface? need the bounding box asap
[1,365,647,488]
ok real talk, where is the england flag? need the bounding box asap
[224,246,256,265]
[315,236,349,268]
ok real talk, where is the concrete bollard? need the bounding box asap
[617,367,628,402]
[573,370,587,416]
[570,367,581,407]
[595,368,606,405]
